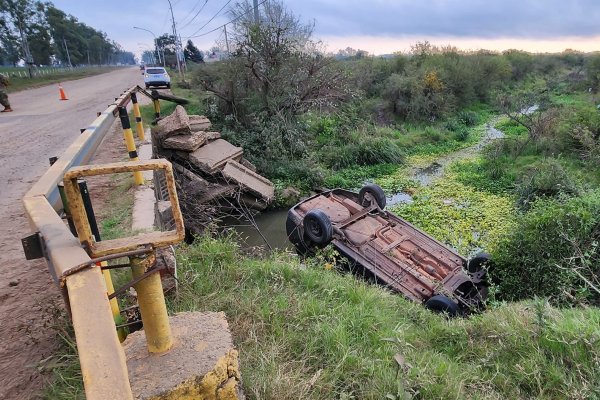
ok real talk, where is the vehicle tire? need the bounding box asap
[286,212,312,255]
[303,209,333,246]
[166,83,171,89]
[468,252,493,273]
[145,84,149,89]
[424,295,459,316]
[358,183,386,209]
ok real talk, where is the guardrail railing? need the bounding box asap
[21,85,181,399]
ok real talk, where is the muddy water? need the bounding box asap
[221,209,293,251]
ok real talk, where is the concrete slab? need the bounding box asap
[137,143,154,181]
[162,131,207,152]
[205,131,221,140]
[124,312,242,400]
[188,139,243,174]
[155,105,190,139]
[222,160,274,202]
[132,187,156,232]
[189,115,212,132]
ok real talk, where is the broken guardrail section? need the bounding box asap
[22,86,244,399]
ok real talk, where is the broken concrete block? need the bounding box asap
[155,105,190,138]
[189,115,212,132]
[205,131,221,141]
[188,139,243,174]
[163,131,207,152]
[124,312,243,399]
[155,200,175,231]
[222,160,274,202]
[239,157,257,172]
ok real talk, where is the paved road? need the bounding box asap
[0,67,144,399]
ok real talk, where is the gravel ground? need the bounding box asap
[0,67,146,399]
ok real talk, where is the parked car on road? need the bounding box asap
[286,184,490,316]
[144,67,171,89]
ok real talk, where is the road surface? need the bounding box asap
[0,67,145,399]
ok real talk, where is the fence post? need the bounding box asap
[118,106,144,185]
[130,92,145,141]
[130,254,173,353]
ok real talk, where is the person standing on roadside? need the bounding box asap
[0,73,13,112]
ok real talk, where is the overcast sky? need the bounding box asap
[50,0,600,57]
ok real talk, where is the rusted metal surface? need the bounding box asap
[63,159,185,258]
[22,196,133,399]
[21,85,190,399]
[20,86,163,399]
[287,188,486,314]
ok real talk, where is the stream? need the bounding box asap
[222,114,520,251]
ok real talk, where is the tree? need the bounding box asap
[585,54,600,91]
[0,0,47,74]
[184,40,203,63]
[0,15,21,65]
[197,0,346,117]
[156,34,178,67]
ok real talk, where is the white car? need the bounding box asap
[144,67,171,89]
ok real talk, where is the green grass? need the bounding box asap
[494,118,529,137]
[165,235,600,399]
[42,225,600,400]
[2,66,121,92]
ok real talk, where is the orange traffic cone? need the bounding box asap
[58,83,68,101]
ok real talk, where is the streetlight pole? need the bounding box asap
[166,0,184,80]
[133,26,164,67]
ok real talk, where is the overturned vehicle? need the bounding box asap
[286,184,490,316]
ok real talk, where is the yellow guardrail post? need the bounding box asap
[153,98,160,120]
[130,253,173,353]
[130,92,145,141]
[118,106,144,185]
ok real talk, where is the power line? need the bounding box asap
[186,0,267,39]
[179,0,209,30]
[185,0,233,38]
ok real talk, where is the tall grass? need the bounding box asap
[169,235,600,400]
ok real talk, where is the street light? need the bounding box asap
[133,26,165,67]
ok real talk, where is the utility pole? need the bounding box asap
[166,0,184,80]
[224,25,230,55]
[179,34,187,71]
[253,0,260,24]
[63,38,73,68]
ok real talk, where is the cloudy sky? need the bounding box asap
[50,0,600,57]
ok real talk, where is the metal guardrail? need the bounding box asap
[21,85,168,399]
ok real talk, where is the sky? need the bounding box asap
[50,0,600,58]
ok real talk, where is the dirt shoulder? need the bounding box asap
[0,68,144,400]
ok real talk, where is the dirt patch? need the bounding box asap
[0,68,144,399]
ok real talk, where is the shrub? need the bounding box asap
[493,189,600,305]
[320,135,405,170]
[423,126,443,142]
[457,110,480,126]
[444,118,462,132]
[453,126,470,142]
[515,158,580,209]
